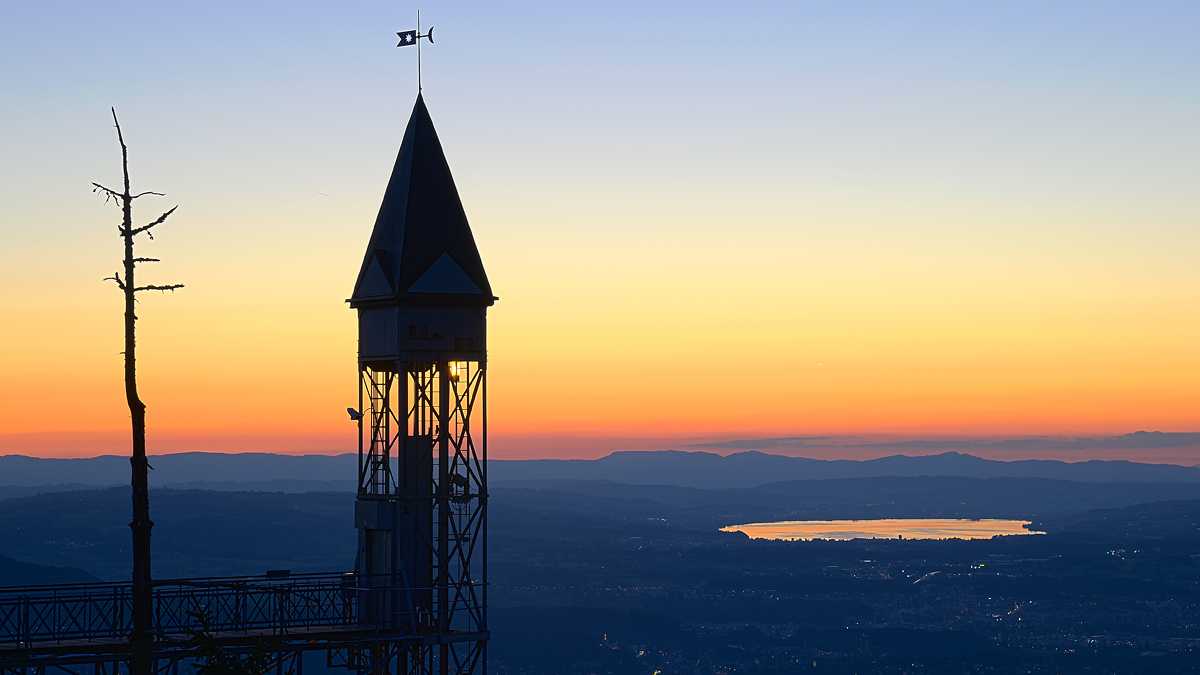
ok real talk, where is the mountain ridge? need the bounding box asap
[490,449,1200,488]
[2,449,1199,491]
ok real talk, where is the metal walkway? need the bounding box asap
[0,573,486,674]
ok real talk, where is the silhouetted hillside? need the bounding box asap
[1034,498,1200,539]
[0,453,357,487]
[0,488,354,580]
[4,483,1200,674]
[492,450,1200,487]
[6,477,1200,581]
[493,476,1200,527]
[4,450,1200,493]
[0,555,98,587]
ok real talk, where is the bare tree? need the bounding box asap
[93,107,183,675]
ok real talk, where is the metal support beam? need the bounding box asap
[353,356,487,675]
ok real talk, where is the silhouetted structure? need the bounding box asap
[349,91,494,675]
[0,94,493,675]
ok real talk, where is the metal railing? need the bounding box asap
[0,573,370,647]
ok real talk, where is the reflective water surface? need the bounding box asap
[722,518,1042,541]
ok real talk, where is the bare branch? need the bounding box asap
[103,272,127,291]
[92,182,124,205]
[112,108,130,198]
[130,206,178,239]
[131,258,160,263]
[131,191,165,199]
[134,284,185,293]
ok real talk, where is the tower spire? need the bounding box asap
[350,94,493,303]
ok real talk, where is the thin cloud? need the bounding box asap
[684,431,1200,452]
[685,437,830,450]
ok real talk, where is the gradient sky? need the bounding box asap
[1,2,1198,461]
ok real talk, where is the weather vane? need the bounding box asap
[397,10,435,91]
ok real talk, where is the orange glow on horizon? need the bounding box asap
[2,2,1200,463]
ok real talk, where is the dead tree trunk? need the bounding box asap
[94,108,183,675]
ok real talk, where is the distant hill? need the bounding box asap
[0,555,99,587]
[0,487,355,581]
[492,476,1200,528]
[1033,498,1200,539]
[0,453,357,488]
[4,478,1200,581]
[491,450,1200,488]
[3,450,1200,492]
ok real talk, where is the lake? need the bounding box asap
[721,518,1043,541]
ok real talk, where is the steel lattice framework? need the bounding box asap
[355,357,488,675]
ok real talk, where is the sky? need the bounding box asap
[1,2,1198,462]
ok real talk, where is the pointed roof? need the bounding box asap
[350,94,493,305]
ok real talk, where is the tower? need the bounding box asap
[349,93,494,675]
